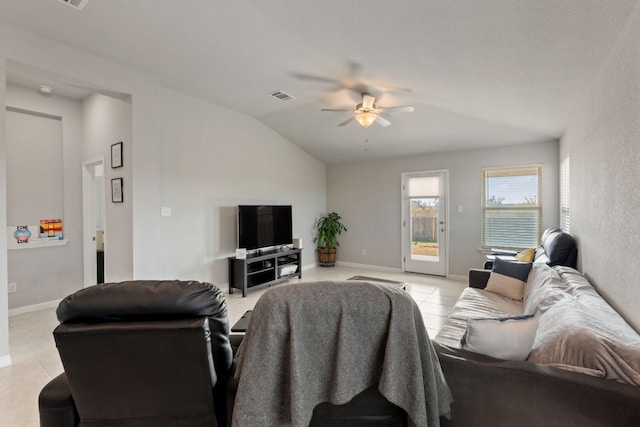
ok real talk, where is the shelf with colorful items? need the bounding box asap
[7,222,68,250]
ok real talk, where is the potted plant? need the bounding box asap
[313,212,347,267]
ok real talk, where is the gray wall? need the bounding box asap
[327,140,559,277]
[6,110,63,224]
[5,84,83,310]
[0,61,7,364]
[133,87,326,285]
[560,4,640,331]
[82,93,133,283]
[0,21,326,322]
[0,23,327,365]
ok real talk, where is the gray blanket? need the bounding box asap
[232,280,452,426]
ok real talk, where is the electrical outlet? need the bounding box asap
[8,282,17,293]
[361,249,367,256]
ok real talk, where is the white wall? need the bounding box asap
[82,93,133,282]
[560,4,640,331]
[133,87,326,285]
[327,140,559,277]
[5,84,83,310]
[6,110,63,224]
[0,25,160,368]
[0,22,326,364]
[0,61,8,366]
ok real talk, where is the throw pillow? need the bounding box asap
[485,257,533,300]
[461,314,538,360]
[516,247,536,263]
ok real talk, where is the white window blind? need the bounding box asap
[482,166,542,249]
[560,156,570,232]
[407,176,439,197]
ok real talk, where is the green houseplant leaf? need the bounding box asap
[313,212,347,250]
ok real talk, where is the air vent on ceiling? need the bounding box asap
[270,90,296,102]
[58,0,90,10]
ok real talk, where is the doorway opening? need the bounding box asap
[82,158,106,287]
[401,170,449,276]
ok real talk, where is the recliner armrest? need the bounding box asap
[39,373,79,427]
[469,269,491,289]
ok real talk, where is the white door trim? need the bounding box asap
[401,169,450,277]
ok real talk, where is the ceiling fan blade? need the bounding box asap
[377,105,414,113]
[375,116,392,127]
[362,93,375,110]
[321,108,355,112]
[291,72,342,85]
[337,116,356,126]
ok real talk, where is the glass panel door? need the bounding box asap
[402,172,447,276]
[410,196,440,260]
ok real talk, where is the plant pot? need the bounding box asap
[318,248,337,267]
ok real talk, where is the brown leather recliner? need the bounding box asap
[38,280,233,427]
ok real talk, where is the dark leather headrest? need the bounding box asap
[57,280,227,323]
[539,228,577,268]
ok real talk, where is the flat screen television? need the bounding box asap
[237,205,292,250]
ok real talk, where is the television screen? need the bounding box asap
[237,205,292,250]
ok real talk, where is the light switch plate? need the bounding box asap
[161,207,172,217]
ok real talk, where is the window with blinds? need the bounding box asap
[560,156,570,232]
[482,166,542,249]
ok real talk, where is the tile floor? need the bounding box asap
[0,265,466,427]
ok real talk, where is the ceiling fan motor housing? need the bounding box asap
[321,92,413,127]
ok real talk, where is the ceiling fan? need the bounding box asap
[321,92,414,128]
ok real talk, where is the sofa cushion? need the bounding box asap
[485,258,532,301]
[528,270,640,386]
[434,287,523,348]
[523,263,568,315]
[462,314,538,360]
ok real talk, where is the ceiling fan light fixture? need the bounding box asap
[355,112,377,128]
[322,92,413,128]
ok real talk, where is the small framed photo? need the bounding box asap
[111,142,123,168]
[111,178,123,203]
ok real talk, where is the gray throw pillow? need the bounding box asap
[485,257,532,300]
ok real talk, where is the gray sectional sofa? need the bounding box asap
[434,230,640,426]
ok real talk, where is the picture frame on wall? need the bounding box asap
[111,178,123,203]
[111,141,123,168]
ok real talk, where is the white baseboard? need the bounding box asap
[335,261,403,273]
[447,274,467,282]
[302,262,317,271]
[9,299,59,317]
[0,354,12,368]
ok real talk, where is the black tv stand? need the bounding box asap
[228,248,302,297]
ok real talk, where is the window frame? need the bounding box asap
[481,165,542,250]
[560,156,570,232]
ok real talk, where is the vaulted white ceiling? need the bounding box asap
[2,0,639,164]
